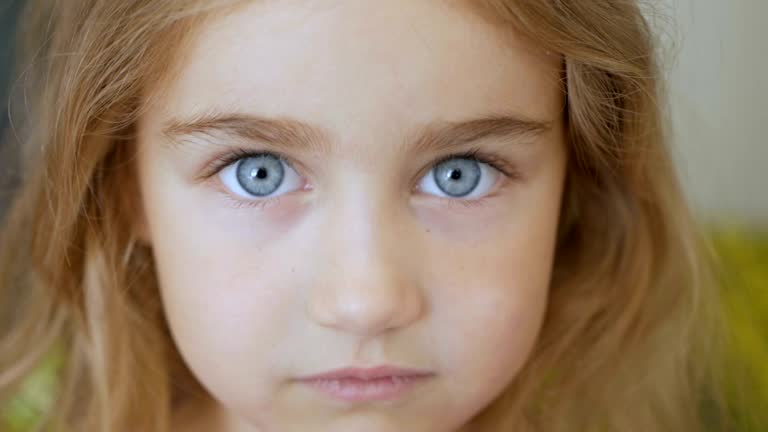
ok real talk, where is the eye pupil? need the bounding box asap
[449,169,462,180]
[255,168,268,179]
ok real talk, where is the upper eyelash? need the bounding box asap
[202,147,519,181]
[200,148,292,180]
[430,148,518,179]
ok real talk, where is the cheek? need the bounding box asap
[425,196,560,400]
[429,241,551,391]
[144,188,301,406]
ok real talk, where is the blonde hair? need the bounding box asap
[0,0,722,431]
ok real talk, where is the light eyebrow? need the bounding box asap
[162,112,333,154]
[409,112,551,154]
[162,110,552,154]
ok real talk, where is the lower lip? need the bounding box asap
[301,375,432,402]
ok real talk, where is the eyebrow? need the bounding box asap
[162,110,552,154]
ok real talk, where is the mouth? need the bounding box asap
[296,366,435,403]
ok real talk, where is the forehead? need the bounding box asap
[151,0,563,141]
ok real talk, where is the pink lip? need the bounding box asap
[298,366,434,402]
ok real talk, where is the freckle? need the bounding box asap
[291,267,296,273]
[425,228,431,234]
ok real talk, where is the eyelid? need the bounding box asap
[216,190,285,210]
[198,148,297,181]
[431,149,518,179]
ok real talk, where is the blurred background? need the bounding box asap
[662,0,767,227]
[658,2,768,428]
[0,2,21,134]
[0,0,765,430]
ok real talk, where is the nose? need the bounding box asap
[306,198,426,337]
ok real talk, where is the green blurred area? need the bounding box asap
[1,353,59,431]
[710,226,768,431]
[2,227,767,431]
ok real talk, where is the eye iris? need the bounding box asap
[433,158,481,197]
[236,154,284,197]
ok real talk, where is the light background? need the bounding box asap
[658,0,767,226]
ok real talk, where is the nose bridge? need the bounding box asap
[307,186,425,337]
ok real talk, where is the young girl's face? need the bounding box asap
[136,1,566,430]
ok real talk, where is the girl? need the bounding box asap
[0,0,722,431]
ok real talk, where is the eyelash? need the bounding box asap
[202,148,292,179]
[431,149,518,179]
[201,147,521,209]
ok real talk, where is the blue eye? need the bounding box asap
[219,153,303,199]
[418,157,501,199]
[236,154,284,196]
[432,158,482,197]
[215,151,507,203]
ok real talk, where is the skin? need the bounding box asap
[135,1,567,431]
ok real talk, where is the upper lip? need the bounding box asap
[298,365,434,381]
